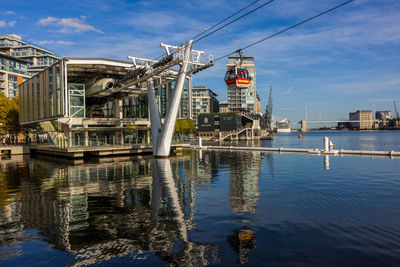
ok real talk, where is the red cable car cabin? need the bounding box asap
[224,66,251,88]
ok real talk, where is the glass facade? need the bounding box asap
[19,62,65,123]
[68,83,86,118]
[123,95,149,119]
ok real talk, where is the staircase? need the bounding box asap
[222,128,254,141]
[39,121,68,148]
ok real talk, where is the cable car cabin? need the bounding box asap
[224,67,251,88]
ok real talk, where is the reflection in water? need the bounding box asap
[0,156,218,266]
[196,150,264,214]
[3,147,398,265]
[194,150,264,264]
[227,227,256,264]
[324,155,330,170]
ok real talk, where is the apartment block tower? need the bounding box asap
[0,34,59,76]
[192,86,219,125]
[226,55,261,114]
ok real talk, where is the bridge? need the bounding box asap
[299,120,385,132]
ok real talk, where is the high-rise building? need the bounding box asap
[192,86,219,125]
[0,34,59,76]
[0,53,30,97]
[226,55,261,114]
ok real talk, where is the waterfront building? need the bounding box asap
[192,86,219,125]
[226,55,261,114]
[18,57,192,149]
[197,113,253,139]
[0,53,30,97]
[375,110,393,129]
[0,34,59,77]
[349,110,373,130]
[375,110,393,120]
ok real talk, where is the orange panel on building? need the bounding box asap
[17,76,23,85]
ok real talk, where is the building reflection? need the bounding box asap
[196,150,263,214]
[0,156,218,266]
[195,150,264,264]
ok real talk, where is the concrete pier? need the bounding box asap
[193,145,400,158]
[0,145,30,156]
[30,144,190,159]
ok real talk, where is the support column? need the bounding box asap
[84,130,89,146]
[147,78,163,154]
[115,99,123,126]
[155,40,193,157]
[301,120,307,132]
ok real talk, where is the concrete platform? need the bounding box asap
[0,145,30,156]
[30,144,189,158]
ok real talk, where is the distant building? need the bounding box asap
[375,110,392,120]
[219,101,230,113]
[0,34,59,76]
[157,78,192,119]
[0,53,30,97]
[349,110,372,130]
[192,86,219,125]
[375,111,393,129]
[226,55,261,114]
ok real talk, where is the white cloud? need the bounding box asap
[34,40,75,46]
[38,16,104,34]
[0,20,15,27]
[282,86,293,95]
[5,11,15,15]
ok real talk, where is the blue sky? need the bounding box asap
[1,0,400,124]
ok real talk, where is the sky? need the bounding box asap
[1,0,400,125]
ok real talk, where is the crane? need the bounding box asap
[394,100,399,120]
[264,86,273,132]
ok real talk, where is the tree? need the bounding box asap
[0,94,21,135]
[0,93,11,135]
[175,119,195,134]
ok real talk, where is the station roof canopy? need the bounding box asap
[65,57,134,83]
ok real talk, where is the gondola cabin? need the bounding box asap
[224,66,251,88]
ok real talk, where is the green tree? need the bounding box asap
[0,93,11,134]
[175,119,195,134]
[0,94,21,135]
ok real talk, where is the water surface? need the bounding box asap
[1,131,400,266]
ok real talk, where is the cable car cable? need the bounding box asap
[153,0,274,61]
[214,0,354,62]
[193,0,275,44]
[191,0,262,40]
